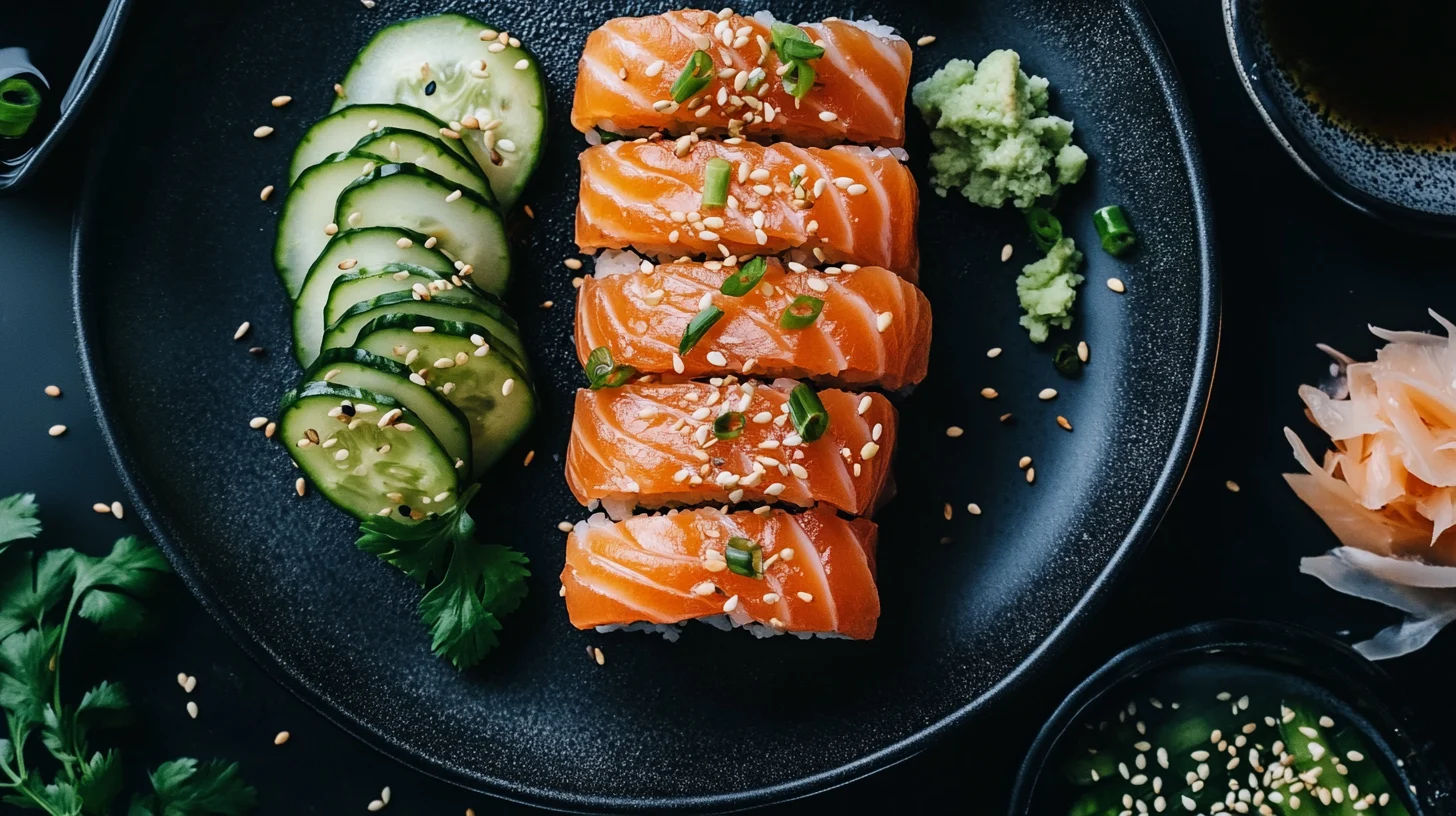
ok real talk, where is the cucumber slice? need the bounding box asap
[273,153,378,298]
[324,264,450,327]
[292,227,457,365]
[321,289,529,375]
[352,127,494,205]
[331,13,546,209]
[280,381,458,522]
[352,314,536,475]
[302,348,474,475]
[334,164,510,296]
[289,103,472,183]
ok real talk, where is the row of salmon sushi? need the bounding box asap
[561,10,923,641]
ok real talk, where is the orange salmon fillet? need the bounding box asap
[565,380,896,516]
[561,505,880,639]
[576,259,931,390]
[572,10,912,147]
[576,139,919,280]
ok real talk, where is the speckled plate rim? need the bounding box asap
[1221,0,1456,238]
[0,0,131,193]
[1007,620,1456,815]
[69,0,1219,810]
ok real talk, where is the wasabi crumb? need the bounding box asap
[1017,237,1085,343]
[912,50,1088,209]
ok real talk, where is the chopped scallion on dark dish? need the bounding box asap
[670,49,714,103]
[0,77,42,138]
[713,411,746,441]
[584,346,637,389]
[679,306,725,355]
[779,295,825,329]
[787,384,829,443]
[702,157,731,209]
[1092,205,1137,256]
[724,536,763,578]
[1025,206,1063,252]
[720,256,768,296]
[1052,343,1082,376]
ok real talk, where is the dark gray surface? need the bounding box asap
[3,0,1455,813]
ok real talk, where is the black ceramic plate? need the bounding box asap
[72,0,1215,810]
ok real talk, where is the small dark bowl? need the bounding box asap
[1010,620,1456,815]
[1222,0,1456,237]
[0,0,130,192]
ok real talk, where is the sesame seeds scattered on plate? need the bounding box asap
[92,502,110,514]
[1057,416,1073,432]
[1039,387,1058,400]
[233,321,252,341]
[271,95,292,108]
[980,387,999,400]
[986,347,1002,358]
[274,731,291,745]
[47,425,66,437]
[916,35,937,46]
[945,426,964,438]
[260,185,275,201]
[1107,277,1126,293]
[252,125,274,139]
[1226,480,1241,493]
[186,701,199,719]
[967,503,982,516]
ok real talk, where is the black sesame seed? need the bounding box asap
[248,346,266,356]
[341,404,356,417]
[424,80,437,96]
[399,505,412,516]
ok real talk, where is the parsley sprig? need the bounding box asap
[356,485,531,669]
[0,494,257,816]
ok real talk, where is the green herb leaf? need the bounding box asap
[0,494,41,554]
[719,257,768,297]
[781,59,817,101]
[130,759,257,816]
[769,22,822,61]
[76,750,124,816]
[583,347,636,390]
[0,628,53,729]
[355,485,530,669]
[0,549,76,644]
[669,50,714,104]
[679,306,726,355]
[72,538,171,635]
[419,541,530,669]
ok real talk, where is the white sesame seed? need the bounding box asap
[186,701,199,719]
[233,321,251,340]
[646,60,665,77]
[1107,277,1126,293]
[412,326,435,333]
[916,35,937,46]
[860,442,880,460]
[945,426,964,438]
[253,125,274,138]
[796,591,813,602]
[818,111,838,122]
[502,379,515,396]
[876,312,893,332]
[672,353,685,374]
[110,501,124,519]
[846,183,868,196]
[858,395,872,415]
[260,184,275,201]
[92,502,110,514]
[48,424,67,437]
[44,384,61,397]
[1039,388,1058,400]
[722,595,740,613]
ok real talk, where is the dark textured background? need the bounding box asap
[3,0,1455,812]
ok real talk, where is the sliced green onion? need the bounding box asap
[593,127,623,144]
[779,295,824,329]
[702,157,731,209]
[670,50,714,104]
[724,537,763,578]
[679,306,725,355]
[787,384,829,443]
[781,59,817,101]
[1092,205,1137,257]
[713,411,746,441]
[769,22,823,62]
[720,256,768,296]
[584,346,637,389]
[1052,343,1082,377]
[1025,207,1063,252]
[788,171,802,189]
[0,78,42,139]
[743,67,767,93]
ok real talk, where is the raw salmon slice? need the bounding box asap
[576,139,919,280]
[576,256,931,390]
[572,10,912,147]
[562,505,880,640]
[566,380,896,518]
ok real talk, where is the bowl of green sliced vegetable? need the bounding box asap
[1011,620,1454,816]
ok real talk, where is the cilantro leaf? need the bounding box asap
[355,484,481,585]
[0,550,77,643]
[4,774,82,815]
[0,494,41,554]
[76,750,124,815]
[128,759,256,816]
[418,540,530,669]
[0,628,53,729]
[43,683,131,768]
[72,537,171,635]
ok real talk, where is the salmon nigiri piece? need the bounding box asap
[576,257,931,390]
[572,11,912,147]
[576,139,920,280]
[566,380,896,518]
[562,505,880,640]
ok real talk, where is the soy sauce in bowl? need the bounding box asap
[1260,0,1456,150]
